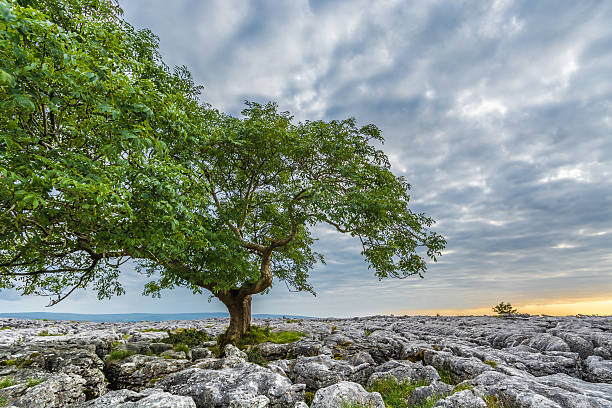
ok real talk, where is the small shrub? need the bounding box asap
[0,360,16,367]
[285,319,299,323]
[364,329,372,337]
[0,327,10,331]
[123,333,131,341]
[246,346,268,367]
[331,325,337,333]
[304,391,315,406]
[139,328,165,333]
[0,396,8,407]
[492,302,517,316]
[484,360,497,368]
[162,328,211,347]
[25,378,43,388]
[0,377,15,389]
[173,344,190,354]
[106,350,136,362]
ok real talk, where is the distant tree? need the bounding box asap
[492,301,518,316]
[142,102,446,346]
[0,0,208,304]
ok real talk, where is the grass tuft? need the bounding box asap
[25,377,43,388]
[162,328,210,347]
[0,377,15,389]
[106,349,136,362]
[238,325,305,348]
[366,377,429,408]
[173,344,190,355]
[246,346,268,367]
[437,367,458,385]
[37,330,62,337]
[484,360,497,368]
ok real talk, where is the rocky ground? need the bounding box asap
[0,314,611,407]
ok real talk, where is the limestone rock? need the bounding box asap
[155,362,305,407]
[310,381,384,408]
[433,389,487,407]
[105,354,192,391]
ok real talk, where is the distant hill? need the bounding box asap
[0,312,314,322]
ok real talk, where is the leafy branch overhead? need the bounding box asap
[0,0,445,345]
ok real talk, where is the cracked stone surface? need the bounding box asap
[1,314,611,407]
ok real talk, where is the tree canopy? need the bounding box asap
[0,0,209,305]
[1,0,445,345]
[142,102,446,344]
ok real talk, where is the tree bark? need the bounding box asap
[218,292,252,347]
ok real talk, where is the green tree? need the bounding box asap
[0,0,209,304]
[143,102,446,345]
[492,302,518,316]
[1,0,445,347]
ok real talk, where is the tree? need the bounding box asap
[1,0,445,347]
[492,302,518,316]
[0,0,209,304]
[143,102,446,346]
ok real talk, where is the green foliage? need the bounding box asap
[106,349,136,362]
[173,344,189,354]
[238,325,304,349]
[453,382,474,392]
[304,391,315,406]
[25,377,43,388]
[483,395,506,408]
[139,328,165,332]
[284,319,299,323]
[0,396,8,407]
[37,330,61,336]
[161,328,210,347]
[366,376,429,408]
[0,327,9,331]
[484,360,497,368]
[0,377,15,389]
[246,346,268,367]
[0,0,209,305]
[492,302,518,316]
[364,329,372,336]
[437,367,458,385]
[0,360,16,367]
[0,0,443,347]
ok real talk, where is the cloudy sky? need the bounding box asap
[3,0,612,317]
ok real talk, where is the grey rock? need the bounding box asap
[160,350,189,360]
[156,362,305,407]
[9,373,87,408]
[368,359,440,387]
[584,356,612,383]
[424,350,492,382]
[472,371,612,407]
[310,381,385,408]
[432,389,487,407]
[78,388,196,408]
[405,381,453,406]
[191,347,214,361]
[150,343,174,355]
[105,354,192,391]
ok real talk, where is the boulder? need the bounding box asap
[310,381,384,408]
[155,362,305,407]
[105,354,192,391]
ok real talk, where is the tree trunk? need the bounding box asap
[219,293,252,347]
